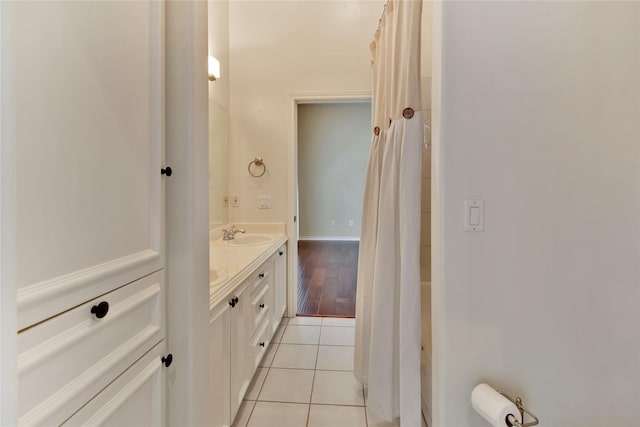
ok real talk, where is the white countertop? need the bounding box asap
[209,232,288,310]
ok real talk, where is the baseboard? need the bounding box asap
[298,236,360,241]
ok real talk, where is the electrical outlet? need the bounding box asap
[348,219,354,227]
[223,195,229,207]
[232,195,239,207]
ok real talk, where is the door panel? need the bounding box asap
[12,1,165,329]
[62,341,166,427]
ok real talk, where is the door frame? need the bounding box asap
[287,92,371,318]
[0,2,18,423]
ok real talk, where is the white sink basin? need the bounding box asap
[210,266,228,286]
[215,233,275,247]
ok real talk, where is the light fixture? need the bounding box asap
[208,56,220,81]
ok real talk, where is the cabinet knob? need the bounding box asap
[229,296,239,307]
[90,301,110,319]
[161,354,173,367]
[259,342,265,347]
[258,273,265,278]
[279,251,283,256]
[161,166,173,176]
[259,303,265,309]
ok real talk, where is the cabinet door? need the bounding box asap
[272,245,287,332]
[229,282,252,421]
[209,302,231,427]
[63,341,167,427]
[11,0,165,330]
[18,272,165,426]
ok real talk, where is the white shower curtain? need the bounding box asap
[354,1,423,426]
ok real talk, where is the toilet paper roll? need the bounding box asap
[471,383,522,427]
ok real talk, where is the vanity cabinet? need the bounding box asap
[229,281,255,420]
[209,303,231,427]
[208,280,259,425]
[209,242,287,426]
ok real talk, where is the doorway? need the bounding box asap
[288,98,372,318]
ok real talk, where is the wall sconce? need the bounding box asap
[208,56,220,81]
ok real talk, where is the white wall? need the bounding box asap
[208,0,230,228]
[228,0,383,224]
[298,102,371,239]
[434,2,640,426]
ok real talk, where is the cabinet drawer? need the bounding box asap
[250,282,271,330]
[18,271,165,426]
[250,318,271,371]
[62,341,167,427]
[249,262,273,296]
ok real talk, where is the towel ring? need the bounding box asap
[248,157,266,177]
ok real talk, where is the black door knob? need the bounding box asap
[90,301,109,319]
[161,166,173,176]
[259,342,265,347]
[279,251,283,256]
[259,303,265,309]
[162,354,173,367]
[259,273,265,278]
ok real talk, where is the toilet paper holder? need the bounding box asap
[497,390,539,427]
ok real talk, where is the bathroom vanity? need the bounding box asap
[208,228,287,426]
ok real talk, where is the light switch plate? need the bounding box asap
[464,199,484,231]
[258,195,272,209]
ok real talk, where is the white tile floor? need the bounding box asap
[233,317,370,427]
[233,316,428,427]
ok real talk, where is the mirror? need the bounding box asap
[209,100,229,229]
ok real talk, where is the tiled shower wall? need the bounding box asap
[420,136,431,281]
[420,77,431,282]
[420,76,433,424]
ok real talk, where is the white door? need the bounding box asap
[9,1,165,330]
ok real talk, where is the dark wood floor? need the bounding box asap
[297,240,359,317]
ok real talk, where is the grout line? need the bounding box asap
[306,342,321,427]
[308,402,367,408]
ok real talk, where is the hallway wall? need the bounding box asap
[297,103,371,240]
[434,2,640,426]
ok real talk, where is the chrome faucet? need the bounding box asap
[222,225,246,241]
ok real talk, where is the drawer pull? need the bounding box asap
[162,353,173,367]
[258,273,265,278]
[279,251,284,256]
[90,301,110,319]
[259,342,265,347]
[259,303,265,309]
